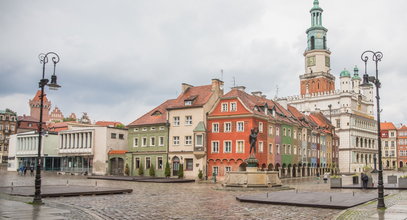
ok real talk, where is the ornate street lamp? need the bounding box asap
[360,50,385,209]
[33,52,61,205]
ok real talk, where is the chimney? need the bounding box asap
[181,83,193,93]
[232,86,246,91]
[251,91,262,97]
[211,78,224,95]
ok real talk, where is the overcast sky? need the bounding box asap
[1,0,406,125]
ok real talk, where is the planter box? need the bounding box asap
[388,175,398,184]
[399,178,407,188]
[352,176,359,184]
[330,178,342,188]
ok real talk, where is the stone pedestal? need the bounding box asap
[223,170,282,188]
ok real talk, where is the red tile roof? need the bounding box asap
[18,115,39,122]
[398,125,407,130]
[167,85,214,109]
[381,122,396,130]
[108,150,128,155]
[128,99,175,126]
[96,121,123,127]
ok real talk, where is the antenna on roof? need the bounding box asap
[221,69,223,81]
[274,85,279,99]
[232,77,236,87]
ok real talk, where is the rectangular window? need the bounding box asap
[185,100,192,106]
[221,103,228,112]
[288,129,291,137]
[185,116,192,125]
[224,141,232,153]
[195,134,203,146]
[173,117,180,126]
[173,136,180,145]
[185,136,192,145]
[259,122,263,133]
[134,138,139,147]
[258,141,264,153]
[283,128,286,136]
[225,166,231,173]
[224,122,232,132]
[276,127,280,136]
[212,141,219,153]
[236,140,244,153]
[212,123,219,133]
[186,159,193,171]
[269,126,273,136]
[159,126,164,130]
[230,102,237,111]
[150,137,156,146]
[213,166,219,175]
[385,141,388,147]
[277,144,280,154]
[293,130,297,139]
[157,157,163,169]
[391,141,395,148]
[269,143,273,154]
[135,158,140,169]
[159,137,164,146]
[146,157,151,169]
[142,137,147,146]
[111,133,117,139]
[237,122,244,132]
[336,119,341,128]
[119,134,124,139]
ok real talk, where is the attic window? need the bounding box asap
[184,95,197,106]
[152,111,162,116]
[185,100,193,106]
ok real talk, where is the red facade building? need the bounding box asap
[397,125,407,169]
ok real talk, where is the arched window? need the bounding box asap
[356,137,359,148]
[356,154,359,163]
[310,36,315,50]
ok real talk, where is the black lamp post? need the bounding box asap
[33,52,61,205]
[360,50,385,209]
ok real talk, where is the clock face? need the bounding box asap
[307,56,316,67]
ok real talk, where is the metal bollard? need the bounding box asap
[353,191,355,197]
[11,182,13,192]
[267,192,269,198]
[66,180,69,186]
[330,196,332,202]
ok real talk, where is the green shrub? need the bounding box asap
[178,164,184,179]
[165,161,171,178]
[149,164,155,177]
[198,169,203,180]
[124,163,130,176]
[400,175,407,178]
[138,162,144,176]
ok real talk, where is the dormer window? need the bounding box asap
[152,110,162,116]
[184,95,197,106]
[185,100,192,106]
[221,103,228,112]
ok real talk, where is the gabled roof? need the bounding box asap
[167,85,214,109]
[398,125,407,130]
[18,115,39,122]
[381,122,396,130]
[128,99,175,126]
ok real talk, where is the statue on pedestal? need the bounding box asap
[246,127,259,168]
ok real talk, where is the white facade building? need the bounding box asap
[58,126,128,175]
[279,0,378,173]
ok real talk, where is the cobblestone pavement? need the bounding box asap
[1,169,403,220]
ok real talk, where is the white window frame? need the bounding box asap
[159,126,164,130]
[142,127,147,131]
[225,166,232,173]
[259,122,263,133]
[221,103,228,112]
[134,138,139,147]
[213,166,219,175]
[157,157,163,170]
[212,141,219,153]
[185,136,192,145]
[173,136,180,145]
[237,121,244,132]
[276,127,280,136]
[269,126,273,136]
[150,137,156,146]
[277,144,280,154]
[224,140,232,153]
[258,141,264,153]
[185,116,193,125]
[173,116,180,126]
[212,123,219,133]
[224,122,232,132]
[142,137,147,147]
[230,102,237,112]
[236,140,245,153]
[269,143,273,154]
[195,134,203,146]
[159,136,164,146]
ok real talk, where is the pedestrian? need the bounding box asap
[361,172,368,189]
[30,166,34,176]
[323,172,329,183]
[23,166,27,176]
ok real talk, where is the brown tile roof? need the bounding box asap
[167,85,214,109]
[398,125,407,130]
[31,90,49,102]
[18,115,39,122]
[381,122,396,130]
[128,99,175,126]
